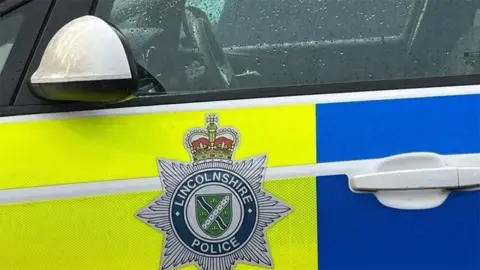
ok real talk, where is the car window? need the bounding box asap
[96,0,480,95]
[216,0,413,46]
[186,0,224,24]
[0,12,23,76]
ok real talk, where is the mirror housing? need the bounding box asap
[30,15,139,103]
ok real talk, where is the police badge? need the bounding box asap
[137,114,291,270]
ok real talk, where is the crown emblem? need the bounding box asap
[184,114,239,164]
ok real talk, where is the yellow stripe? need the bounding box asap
[0,105,315,189]
[0,177,317,270]
[0,104,318,269]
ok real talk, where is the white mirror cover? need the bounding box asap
[31,15,132,84]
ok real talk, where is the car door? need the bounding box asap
[316,92,480,269]
[2,0,480,270]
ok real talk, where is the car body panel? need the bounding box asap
[0,177,318,270]
[0,85,480,269]
[318,175,480,269]
[315,93,480,269]
[0,104,315,189]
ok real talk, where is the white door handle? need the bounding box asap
[348,152,480,210]
[350,167,480,192]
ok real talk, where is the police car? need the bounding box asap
[1,0,480,269]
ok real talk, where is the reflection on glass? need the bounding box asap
[96,0,480,95]
[0,13,24,76]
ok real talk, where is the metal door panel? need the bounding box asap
[316,94,480,269]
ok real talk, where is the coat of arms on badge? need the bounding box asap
[136,114,291,270]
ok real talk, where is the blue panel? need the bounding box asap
[316,94,480,162]
[315,94,480,269]
[317,175,480,270]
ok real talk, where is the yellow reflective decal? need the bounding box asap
[0,177,317,270]
[0,104,318,269]
[0,105,315,189]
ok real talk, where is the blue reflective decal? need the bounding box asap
[315,94,480,269]
[316,94,480,163]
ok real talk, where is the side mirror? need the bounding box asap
[30,15,139,103]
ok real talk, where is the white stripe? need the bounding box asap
[1,85,479,202]
[0,177,160,204]
[0,84,479,123]
[1,153,479,204]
